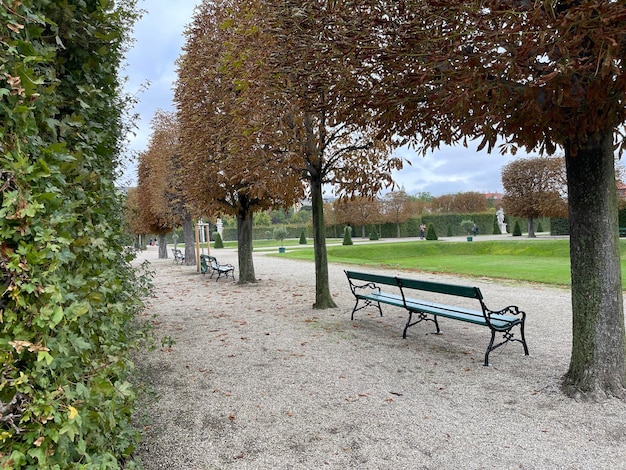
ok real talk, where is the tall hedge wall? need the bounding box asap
[1,2,148,468]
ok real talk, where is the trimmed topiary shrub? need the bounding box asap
[343,226,353,245]
[426,223,438,240]
[537,221,544,232]
[369,228,379,240]
[299,230,307,244]
[214,232,224,248]
[513,220,523,236]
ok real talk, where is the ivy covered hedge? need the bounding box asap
[1,1,150,468]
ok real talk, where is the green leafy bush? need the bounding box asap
[299,230,307,244]
[1,2,148,467]
[273,225,289,246]
[513,220,523,236]
[369,228,379,240]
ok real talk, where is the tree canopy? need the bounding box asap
[502,156,568,237]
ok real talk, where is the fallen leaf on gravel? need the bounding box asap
[358,393,368,397]
[384,398,394,403]
[389,391,403,396]
[286,411,294,417]
[228,414,236,422]
[234,452,244,459]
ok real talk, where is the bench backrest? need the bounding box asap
[345,270,397,287]
[396,276,483,300]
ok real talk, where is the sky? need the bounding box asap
[121,0,526,196]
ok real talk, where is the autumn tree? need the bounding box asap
[346,1,626,398]
[175,0,304,283]
[252,0,404,307]
[136,111,186,259]
[431,192,487,213]
[502,156,568,238]
[124,187,149,249]
[334,196,382,238]
[137,111,196,264]
[382,190,413,237]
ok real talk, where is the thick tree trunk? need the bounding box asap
[527,218,536,238]
[563,130,626,399]
[311,176,337,309]
[157,233,167,259]
[183,214,196,266]
[236,200,256,284]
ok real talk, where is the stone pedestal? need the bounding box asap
[499,222,507,234]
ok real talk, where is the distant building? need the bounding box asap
[618,182,626,199]
[484,192,503,208]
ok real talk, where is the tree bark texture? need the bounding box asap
[527,218,536,238]
[157,233,167,259]
[183,214,196,266]
[563,130,626,399]
[236,199,256,284]
[311,176,337,309]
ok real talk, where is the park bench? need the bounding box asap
[200,254,235,281]
[345,270,529,366]
[172,248,185,264]
[620,228,626,237]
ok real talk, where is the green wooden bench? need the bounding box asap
[172,248,185,264]
[620,228,626,237]
[345,270,529,366]
[200,254,235,281]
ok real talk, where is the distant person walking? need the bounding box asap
[472,223,478,237]
[419,223,426,239]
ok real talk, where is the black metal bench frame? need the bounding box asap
[345,270,529,366]
[200,254,235,281]
[172,248,185,264]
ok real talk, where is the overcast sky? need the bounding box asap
[121,0,527,196]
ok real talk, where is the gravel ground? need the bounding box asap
[132,243,626,470]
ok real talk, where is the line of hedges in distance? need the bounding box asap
[217,213,554,241]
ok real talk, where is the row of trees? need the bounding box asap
[133,0,626,399]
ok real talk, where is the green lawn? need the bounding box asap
[266,239,626,288]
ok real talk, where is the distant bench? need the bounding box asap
[620,228,626,237]
[345,270,529,366]
[172,248,185,264]
[200,254,235,281]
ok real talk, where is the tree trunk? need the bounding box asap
[396,221,401,238]
[183,214,196,266]
[361,225,366,238]
[157,233,167,259]
[527,218,536,238]
[311,176,337,309]
[236,198,256,284]
[562,130,626,399]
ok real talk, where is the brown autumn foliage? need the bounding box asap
[502,156,568,237]
[135,110,184,257]
[339,0,626,398]
[175,0,305,282]
[382,190,413,237]
[431,192,487,214]
[334,196,382,238]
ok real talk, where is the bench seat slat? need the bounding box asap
[345,270,529,366]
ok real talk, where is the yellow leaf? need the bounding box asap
[68,405,79,420]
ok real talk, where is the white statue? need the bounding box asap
[496,207,507,233]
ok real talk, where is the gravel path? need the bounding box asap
[133,244,626,469]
